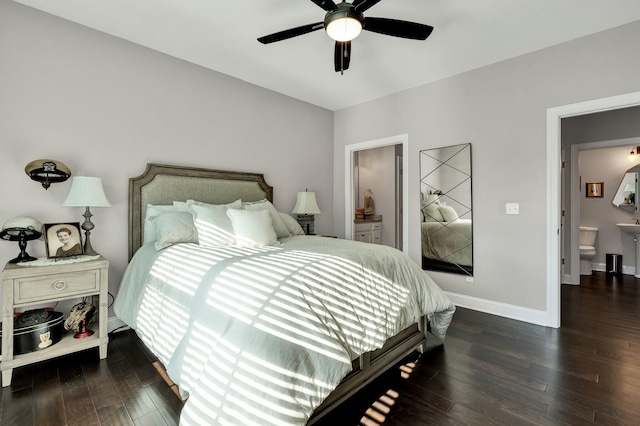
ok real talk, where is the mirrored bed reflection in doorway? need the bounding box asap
[420,143,473,276]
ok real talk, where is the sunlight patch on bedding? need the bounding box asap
[198,248,410,360]
[226,387,307,422]
[177,322,319,426]
[239,351,338,393]
[193,219,237,247]
[148,245,228,296]
[136,284,189,364]
[256,314,347,357]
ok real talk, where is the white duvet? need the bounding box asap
[421,219,473,267]
[114,236,455,425]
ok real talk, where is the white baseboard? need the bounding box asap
[108,316,130,333]
[444,291,548,326]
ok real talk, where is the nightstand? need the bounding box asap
[1,257,109,387]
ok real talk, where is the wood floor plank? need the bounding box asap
[32,359,66,426]
[82,360,134,425]
[108,357,162,421]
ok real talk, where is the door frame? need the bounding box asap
[345,134,409,254]
[547,91,640,327]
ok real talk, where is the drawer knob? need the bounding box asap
[52,280,67,291]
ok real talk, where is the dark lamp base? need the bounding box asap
[296,214,316,235]
[9,252,37,264]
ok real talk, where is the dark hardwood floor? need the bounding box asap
[2,271,639,425]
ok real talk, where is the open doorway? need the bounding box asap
[345,134,409,255]
[547,91,640,328]
[353,144,403,250]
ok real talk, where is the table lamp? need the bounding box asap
[63,176,111,255]
[292,190,321,235]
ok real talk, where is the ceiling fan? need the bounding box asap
[257,0,434,74]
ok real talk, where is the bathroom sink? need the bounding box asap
[616,223,640,234]
[616,223,640,278]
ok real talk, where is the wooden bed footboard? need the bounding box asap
[308,316,429,424]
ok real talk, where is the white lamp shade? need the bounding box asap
[292,192,321,215]
[1,216,45,240]
[63,176,111,207]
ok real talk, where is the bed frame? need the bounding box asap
[129,163,429,423]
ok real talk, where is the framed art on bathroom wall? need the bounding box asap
[586,182,603,198]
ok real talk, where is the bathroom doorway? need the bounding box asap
[353,144,403,250]
[345,134,409,254]
[549,91,640,327]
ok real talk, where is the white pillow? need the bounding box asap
[227,209,277,247]
[421,201,444,222]
[242,199,291,239]
[438,205,459,222]
[188,199,242,247]
[152,211,199,250]
[144,204,178,244]
[278,212,305,236]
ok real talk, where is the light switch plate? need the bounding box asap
[506,203,520,215]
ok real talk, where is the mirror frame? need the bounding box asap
[419,143,473,276]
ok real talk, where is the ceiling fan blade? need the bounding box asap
[334,41,351,74]
[352,0,381,13]
[364,17,434,40]
[309,0,338,11]
[258,22,324,44]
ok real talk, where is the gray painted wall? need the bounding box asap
[578,146,640,273]
[0,1,334,317]
[333,20,640,313]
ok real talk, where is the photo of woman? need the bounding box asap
[44,223,83,258]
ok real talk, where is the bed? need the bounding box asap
[114,163,456,425]
[421,219,473,274]
[420,198,473,275]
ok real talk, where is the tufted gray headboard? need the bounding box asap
[128,163,273,260]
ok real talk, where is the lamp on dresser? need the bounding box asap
[63,176,111,255]
[292,189,321,235]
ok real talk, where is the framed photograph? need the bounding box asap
[586,182,604,198]
[44,223,83,258]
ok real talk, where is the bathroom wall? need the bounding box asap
[579,144,640,274]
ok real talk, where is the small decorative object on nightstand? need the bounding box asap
[63,176,111,255]
[0,216,44,263]
[292,189,321,235]
[1,256,109,386]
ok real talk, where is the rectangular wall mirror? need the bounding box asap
[420,143,473,276]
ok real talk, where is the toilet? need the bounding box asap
[579,226,598,275]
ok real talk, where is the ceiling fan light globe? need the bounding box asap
[326,17,362,41]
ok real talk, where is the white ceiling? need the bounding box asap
[13,0,640,111]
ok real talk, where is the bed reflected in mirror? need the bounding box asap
[420,143,473,276]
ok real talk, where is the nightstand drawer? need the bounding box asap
[14,270,100,304]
